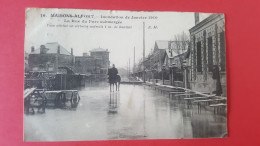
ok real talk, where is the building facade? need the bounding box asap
[74,54,95,75]
[90,48,110,71]
[188,14,226,96]
[133,40,167,82]
[74,49,110,75]
[163,43,189,86]
[163,41,189,69]
[28,42,74,73]
[151,41,168,72]
[28,43,110,76]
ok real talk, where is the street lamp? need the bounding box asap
[162,65,166,85]
[182,60,190,89]
[151,67,156,83]
[169,63,177,86]
[144,68,148,82]
[46,62,52,76]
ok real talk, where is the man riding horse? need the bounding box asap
[108,64,121,92]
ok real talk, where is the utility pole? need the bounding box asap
[127,61,129,78]
[129,58,130,77]
[143,22,146,82]
[134,46,135,74]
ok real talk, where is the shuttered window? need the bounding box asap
[220,32,226,71]
[197,42,202,72]
[208,37,213,72]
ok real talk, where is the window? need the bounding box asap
[203,31,207,72]
[47,64,54,71]
[208,37,213,72]
[32,67,39,71]
[215,24,219,64]
[197,41,202,72]
[193,36,196,80]
[220,32,226,71]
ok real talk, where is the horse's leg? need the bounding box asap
[109,92,111,104]
[110,83,111,92]
[116,83,118,91]
[113,83,114,92]
[118,82,120,91]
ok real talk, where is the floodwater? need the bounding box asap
[24,84,227,141]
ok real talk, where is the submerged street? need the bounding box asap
[24,84,227,141]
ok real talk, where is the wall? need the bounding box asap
[90,51,110,69]
[189,14,226,96]
[28,54,74,72]
[74,56,95,74]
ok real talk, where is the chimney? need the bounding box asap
[71,48,73,56]
[40,45,46,54]
[195,12,200,25]
[31,46,35,53]
[83,53,89,56]
[57,45,60,54]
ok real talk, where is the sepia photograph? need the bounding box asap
[23,8,227,141]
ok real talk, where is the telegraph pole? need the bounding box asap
[143,22,146,83]
[129,58,130,77]
[134,46,135,73]
[127,61,129,78]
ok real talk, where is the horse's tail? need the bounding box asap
[117,75,121,83]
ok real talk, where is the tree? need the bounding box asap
[171,31,190,69]
[173,31,189,54]
[170,32,190,83]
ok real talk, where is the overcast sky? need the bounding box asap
[25,8,211,68]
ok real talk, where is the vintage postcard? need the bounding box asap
[24,8,227,141]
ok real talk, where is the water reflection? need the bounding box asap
[108,92,120,114]
[24,84,227,141]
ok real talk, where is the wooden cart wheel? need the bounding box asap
[71,92,79,107]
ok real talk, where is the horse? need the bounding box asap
[108,75,121,92]
[115,75,121,91]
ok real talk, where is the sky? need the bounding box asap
[24,8,211,69]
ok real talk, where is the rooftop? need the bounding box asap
[189,13,224,32]
[31,42,71,55]
[90,48,109,52]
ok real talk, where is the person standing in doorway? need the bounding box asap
[212,65,222,96]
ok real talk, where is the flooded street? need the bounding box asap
[24,84,227,141]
